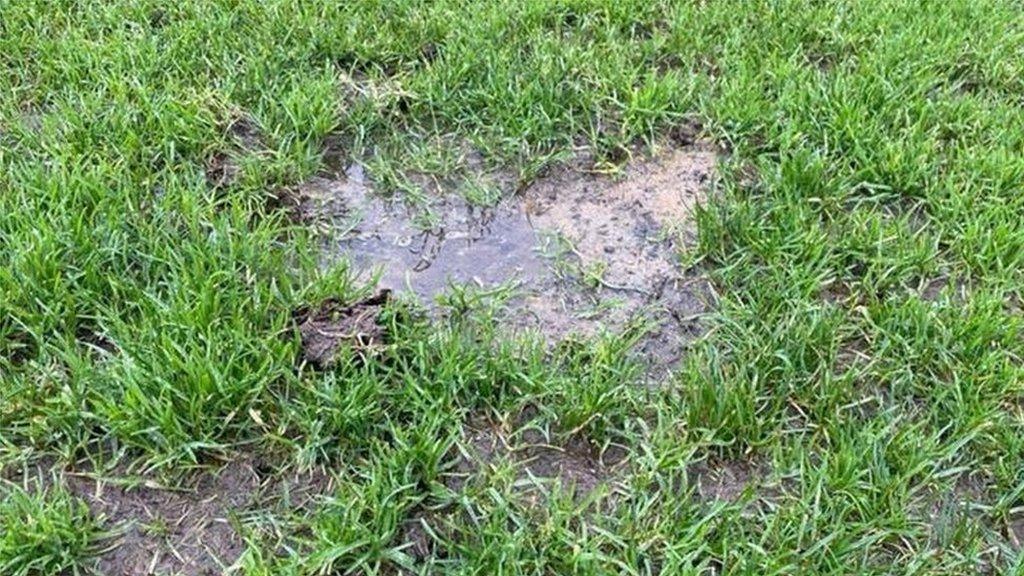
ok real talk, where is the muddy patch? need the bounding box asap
[517,439,619,498]
[688,458,760,502]
[446,418,627,500]
[294,289,391,369]
[917,274,967,303]
[61,460,259,575]
[397,509,441,564]
[205,115,264,190]
[522,148,715,361]
[303,164,546,298]
[302,146,716,374]
[7,457,334,576]
[205,151,241,190]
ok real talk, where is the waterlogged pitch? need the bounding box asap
[2,1,1024,574]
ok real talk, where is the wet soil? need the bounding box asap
[301,145,717,374]
[444,414,629,502]
[688,458,759,502]
[301,164,546,298]
[294,289,391,369]
[522,147,715,368]
[67,461,257,575]
[5,458,333,576]
[205,115,264,190]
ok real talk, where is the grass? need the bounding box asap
[0,480,102,576]
[2,0,1024,574]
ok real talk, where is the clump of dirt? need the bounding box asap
[225,115,262,150]
[918,274,967,303]
[294,290,391,369]
[301,143,717,375]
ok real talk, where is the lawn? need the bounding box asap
[2,0,1024,574]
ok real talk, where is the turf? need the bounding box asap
[2,0,1024,574]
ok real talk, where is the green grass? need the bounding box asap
[0,480,102,576]
[3,0,1024,574]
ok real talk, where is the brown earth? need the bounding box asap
[65,460,258,575]
[688,457,760,502]
[4,458,332,576]
[294,289,392,369]
[444,414,629,501]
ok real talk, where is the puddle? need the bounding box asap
[302,146,717,373]
[306,165,547,298]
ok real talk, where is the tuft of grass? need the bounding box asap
[0,482,102,576]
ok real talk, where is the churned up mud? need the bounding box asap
[294,289,392,369]
[298,144,717,374]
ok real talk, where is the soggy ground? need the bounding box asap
[3,146,722,575]
[300,145,717,374]
[6,2,1023,574]
[5,459,331,575]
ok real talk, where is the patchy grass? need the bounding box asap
[3,0,1024,574]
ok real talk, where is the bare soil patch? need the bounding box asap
[64,460,258,575]
[5,458,333,576]
[688,457,760,502]
[522,147,715,370]
[204,115,263,190]
[446,417,627,500]
[300,145,717,374]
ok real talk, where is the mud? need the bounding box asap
[518,439,618,497]
[918,274,968,303]
[304,164,546,298]
[54,460,257,575]
[302,145,716,373]
[294,289,391,369]
[688,458,759,502]
[7,457,334,576]
[205,115,263,190]
[521,147,715,352]
[205,152,240,190]
[397,510,438,563]
[1009,517,1024,550]
[446,417,627,500]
